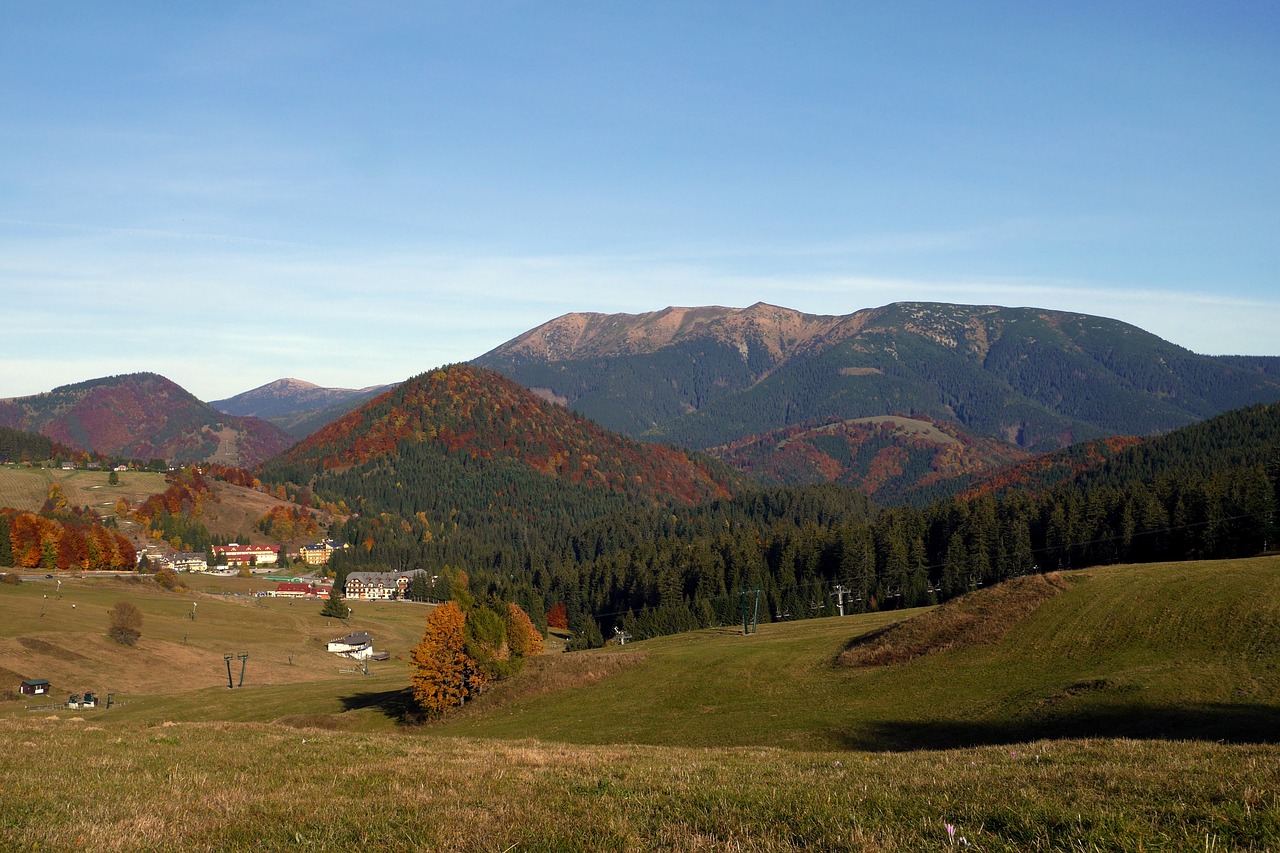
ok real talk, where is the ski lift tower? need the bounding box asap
[830,584,850,617]
[740,587,762,635]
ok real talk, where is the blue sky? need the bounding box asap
[2,2,1277,401]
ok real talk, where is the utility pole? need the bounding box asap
[740,587,762,635]
[830,584,850,617]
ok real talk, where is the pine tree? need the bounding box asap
[0,515,11,568]
[320,588,348,619]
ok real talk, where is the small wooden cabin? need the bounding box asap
[19,679,50,696]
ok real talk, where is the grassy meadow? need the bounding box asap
[1,557,1279,849]
[0,465,167,516]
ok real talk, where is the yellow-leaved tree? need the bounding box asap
[506,602,545,657]
[410,599,545,718]
[410,601,485,717]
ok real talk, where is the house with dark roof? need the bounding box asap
[19,679,50,696]
[327,632,374,659]
[344,569,430,600]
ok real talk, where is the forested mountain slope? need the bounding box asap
[476,302,1280,456]
[957,401,1280,502]
[0,373,294,468]
[710,414,1032,505]
[257,360,1278,649]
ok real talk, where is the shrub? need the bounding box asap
[108,601,142,646]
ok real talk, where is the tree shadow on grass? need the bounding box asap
[340,688,423,725]
[835,702,1280,752]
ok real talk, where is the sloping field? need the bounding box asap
[0,574,429,726]
[2,720,1276,852]
[0,467,335,548]
[0,466,168,514]
[438,556,1280,750]
[2,559,1279,849]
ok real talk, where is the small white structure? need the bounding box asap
[326,631,373,660]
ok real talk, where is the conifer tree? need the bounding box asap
[320,588,348,619]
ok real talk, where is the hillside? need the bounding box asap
[476,301,1280,461]
[259,365,746,605]
[437,557,1280,751]
[2,567,1277,851]
[711,414,1031,504]
[267,363,739,506]
[211,378,396,439]
[0,373,295,468]
[958,400,1280,502]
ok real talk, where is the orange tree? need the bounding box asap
[506,602,545,657]
[411,599,544,718]
[410,601,485,717]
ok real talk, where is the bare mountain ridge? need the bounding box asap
[476,301,1280,465]
[491,302,873,363]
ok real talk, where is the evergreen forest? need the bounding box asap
[259,365,1280,647]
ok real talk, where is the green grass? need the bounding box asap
[1,720,1276,851]
[437,557,1280,750]
[2,557,1279,849]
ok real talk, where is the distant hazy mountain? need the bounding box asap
[475,301,1280,454]
[0,373,295,467]
[212,378,396,439]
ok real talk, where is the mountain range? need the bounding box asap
[5,301,1280,501]
[475,301,1280,452]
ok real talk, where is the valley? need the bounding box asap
[1,557,1278,850]
[2,301,1279,849]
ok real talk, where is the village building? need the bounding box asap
[327,631,374,659]
[213,544,280,567]
[272,581,330,599]
[343,569,430,601]
[169,551,209,573]
[19,679,50,696]
[298,539,349,566]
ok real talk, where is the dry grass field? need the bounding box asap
[0,465,168,515]
[0,574,428,714]
[1,558,1278,849]
[0,465,337,548]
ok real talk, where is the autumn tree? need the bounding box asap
[108,601,142,646]
[411,601,484,717]
[464,603,513,679]
[506,602,545,658]
[546,602,569,630]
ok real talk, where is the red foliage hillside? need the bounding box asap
[0,373,294,467]
[958,435,1144,500]
[712,415,1031,504]
[276,365,739,506]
